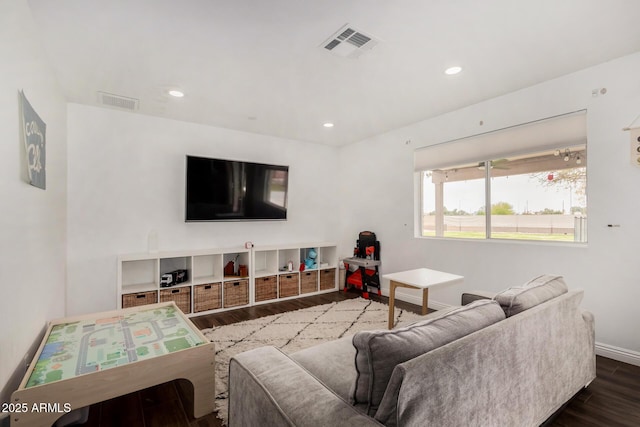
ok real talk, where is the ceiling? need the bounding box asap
[26,0,640,146]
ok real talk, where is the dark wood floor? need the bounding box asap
[550,356,640,426]
[80,290,640,427]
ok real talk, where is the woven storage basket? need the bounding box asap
[279,273,299,298]
[194,283,222,312]
[255,275,277,302]
[224,279,249,308]
[160,286,191,314]
[320,268,337,291]
[122,291,157,308]
[300,271,318,294]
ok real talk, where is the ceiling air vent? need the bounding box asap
[97,91,139,111]
[321,24,378,58]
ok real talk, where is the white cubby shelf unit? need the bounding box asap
[117,243,338,316]
[117,247,251,316]
[252,243,338,305]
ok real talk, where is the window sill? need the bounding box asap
[416,235,588,249]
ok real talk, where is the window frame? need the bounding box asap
[418,145,587,243]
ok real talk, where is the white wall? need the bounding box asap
[0,0,67,407]
[66,105,340,315]
[339,52,640,360]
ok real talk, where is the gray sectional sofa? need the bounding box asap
[228,275,596,426]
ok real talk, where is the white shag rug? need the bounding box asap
[201,298,424,425]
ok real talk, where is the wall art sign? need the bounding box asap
[628,126,640,167]
[20,90,46,189]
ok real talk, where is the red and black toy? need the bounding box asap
[343,231,381,299]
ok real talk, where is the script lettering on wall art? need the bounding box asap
[20,90,46,189]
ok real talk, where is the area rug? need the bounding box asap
[201,298,424,425]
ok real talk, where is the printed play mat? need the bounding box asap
[26,305,206,388]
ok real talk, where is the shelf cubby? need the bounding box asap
[300,247,319,271]
[222,251,250,280]
[193,253,223,284]
[278,248,300,272]
[318,246,338,269]
[159,256,192,286]
[253,249,278,277]
[121,258,158,292]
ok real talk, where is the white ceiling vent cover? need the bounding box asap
[321,24,379,58]
[97,91,139,110]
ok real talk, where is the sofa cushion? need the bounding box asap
[493,274,568,317]
[350,299,505,415]
[291,335,357,401]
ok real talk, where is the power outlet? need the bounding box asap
[591,87,607,97]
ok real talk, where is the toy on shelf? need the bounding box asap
[342,231,381,299]
[304,248,317,270]
[160,269,188,288]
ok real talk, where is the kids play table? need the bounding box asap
[9,302,214,426]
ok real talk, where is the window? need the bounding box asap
[421,145,587,242]
[422,166,486,239]
[264,169,288,208]
[416,111,588,243]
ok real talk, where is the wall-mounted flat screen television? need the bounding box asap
[185,155,289,221]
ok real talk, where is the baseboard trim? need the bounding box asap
[381,287,452,311]
[427,300,452,311]
[596,342,640,367]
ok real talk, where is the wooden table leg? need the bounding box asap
[422,288,429,315]
[388,280,397,329]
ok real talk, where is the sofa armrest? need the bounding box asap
[581,309,594,326]
[229,346,382,427]
[461,290,496,305]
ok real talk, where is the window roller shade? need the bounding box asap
[414,111,587,172]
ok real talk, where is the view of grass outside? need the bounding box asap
[421,228,576,241]
[422,214,582,241]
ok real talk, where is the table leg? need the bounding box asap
[422,288,429,315]
[388,280,397,329]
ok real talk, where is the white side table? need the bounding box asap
[383,268,464,329]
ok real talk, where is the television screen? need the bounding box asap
[185,156,289,221]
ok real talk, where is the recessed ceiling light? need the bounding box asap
[323,122,334,128]
[444,66,462,75]
[168,89,185,98]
